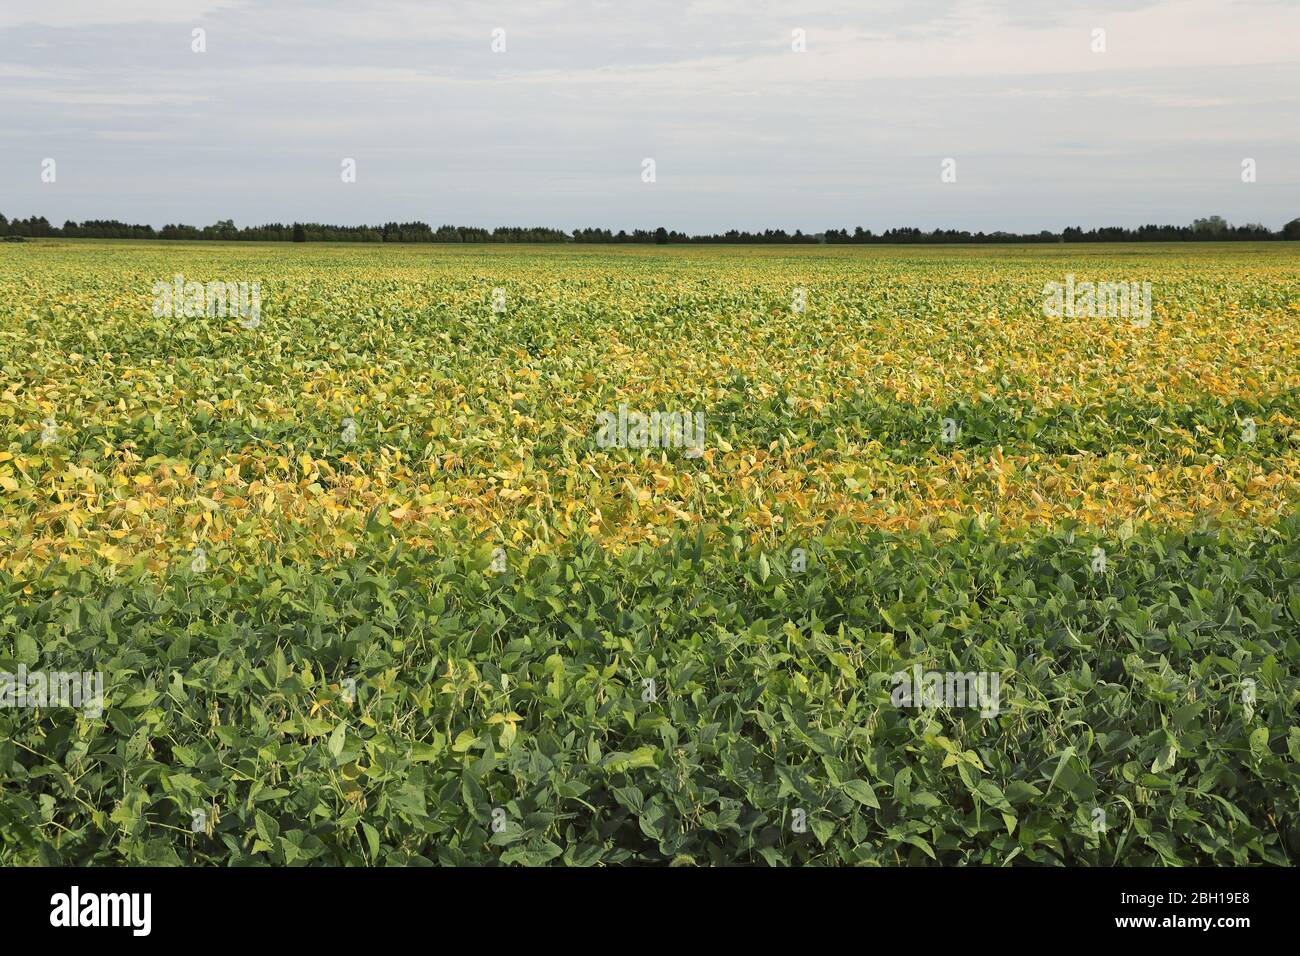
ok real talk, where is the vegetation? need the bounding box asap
[2,212,1297,244]
[1,240,1297,865]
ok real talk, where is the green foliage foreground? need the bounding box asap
[2,517,1298,866]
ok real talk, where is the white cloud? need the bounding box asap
[0,0,1295,229]
[0,0,248,30]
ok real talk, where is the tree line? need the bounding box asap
[3,212,1297,244]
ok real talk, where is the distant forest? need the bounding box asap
[3,213,1298,244]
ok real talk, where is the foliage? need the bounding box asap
[1,241,1297,865]
[2,519,1298,865]
[3,213,1297,243]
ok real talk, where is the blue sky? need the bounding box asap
[2,0,1297,231]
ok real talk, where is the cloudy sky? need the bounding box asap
[2,0,1297,232]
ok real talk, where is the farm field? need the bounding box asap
[1,239,1298,865]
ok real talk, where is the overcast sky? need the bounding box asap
[2,0,1297,232]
